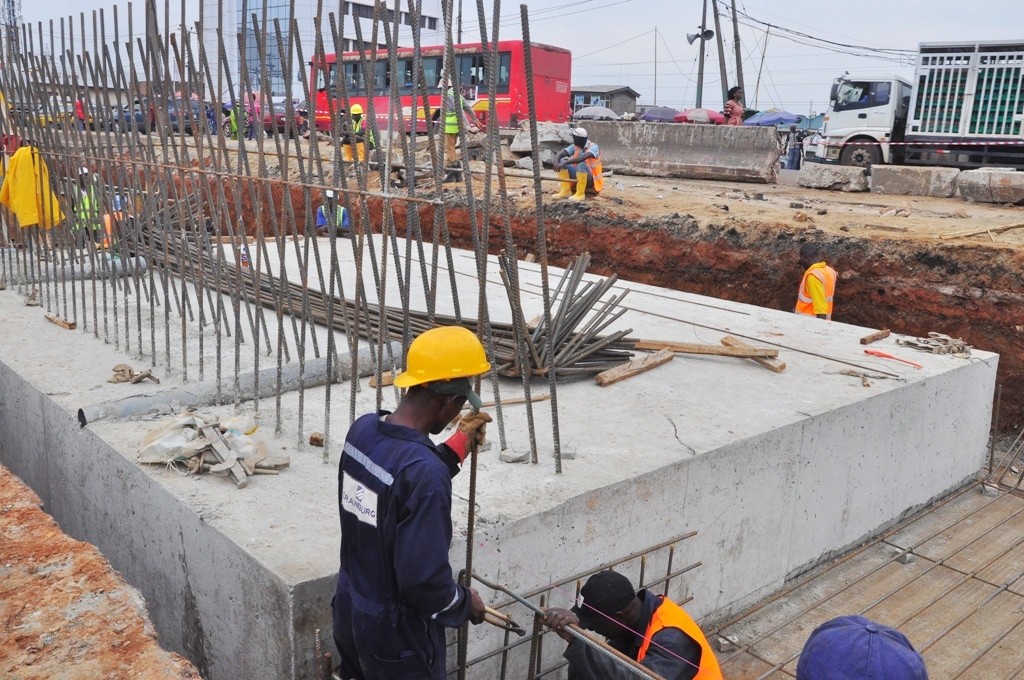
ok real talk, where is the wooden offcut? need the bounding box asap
[720,336,786,373]
[940,221,1024,241]
[201,425,248,489]
[859,329,891,345]
[634,339,779,358]
[368,371,394,388]
[595,349,674,387]
[45,314,77,330]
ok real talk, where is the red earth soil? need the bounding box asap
[0,465,202,680]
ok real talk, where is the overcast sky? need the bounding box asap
[21,0,1024,115]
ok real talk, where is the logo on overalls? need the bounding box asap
[342,472,378,527]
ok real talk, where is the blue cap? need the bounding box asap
[796,615,928,680]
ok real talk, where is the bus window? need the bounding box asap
[373,61,388,92]
[398,58,415,89]
[343,62,364,94]
[455,54,486,92]
[422,57,443,89]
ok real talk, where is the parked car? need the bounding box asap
[166,98,217,134]
[114,99,155,134]
[263,101,308,138]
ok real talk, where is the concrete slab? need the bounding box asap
[797,164,869,192]
[957,168,1024,205]
[871,165,960,198]
[0,236,998,679]
[582,120,780,183]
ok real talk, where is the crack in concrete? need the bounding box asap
[663,413,696,455]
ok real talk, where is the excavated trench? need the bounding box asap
[374,196,1024,430]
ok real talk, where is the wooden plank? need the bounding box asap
[201,425,248,488]
[634,339,779,358]
[368,371,394,388]
[45,314,77,330]
[859,329,890,345]
[940,221,1024,241]
[720,336,786,373]
[594,348,674,387]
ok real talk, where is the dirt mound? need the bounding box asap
[0,465,202,680]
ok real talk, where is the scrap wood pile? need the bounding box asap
[138,220,638,379]
[137,414,289,489]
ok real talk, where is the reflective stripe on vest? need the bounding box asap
[795,264,836,319]
[636,597,723,680]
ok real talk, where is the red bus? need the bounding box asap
[310,40,571,133]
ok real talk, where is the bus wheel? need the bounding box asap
[840,142,881,168]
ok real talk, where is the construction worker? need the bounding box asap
[341,104,374,162]
[794,242,837,320]
[72,167,103,248]
[796,615,929,680]
[222,103,239,140]
[552,126,603,201]
[438,81,482,182]
[332,326,493,680]
[543,570,723,680]
[316,189,350,237]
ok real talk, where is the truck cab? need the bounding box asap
[818,75,912,166]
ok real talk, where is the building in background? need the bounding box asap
[570,85,640,117]
[195,0,442,100]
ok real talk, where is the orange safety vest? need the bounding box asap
[636,596,722,680]
[795,262,837,319]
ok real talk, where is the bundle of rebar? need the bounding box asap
[135,220,634,379]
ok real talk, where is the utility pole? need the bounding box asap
[731,0,745,103]
[711,0,728,104]
[457,0,462,43]
[695,0,708,108]
[654,27,657,106]
[754,26,769,109]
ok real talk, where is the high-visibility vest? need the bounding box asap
[352,117,374,146]
[795,262,837,319]
[636,596,723,680]
[444,87,463,134]
[74,186,102,230]
[318,204,347,228]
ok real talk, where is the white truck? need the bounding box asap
[817,40,1024,169]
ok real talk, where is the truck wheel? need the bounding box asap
[840,143,881,168]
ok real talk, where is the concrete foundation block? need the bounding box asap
[582,121,780,184]
[798,164,869,192]
[957,169,1024,205]
[871,165,960,198]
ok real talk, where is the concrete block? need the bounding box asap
[871,165,960,198]
[957,169,1024,205]
[798,164,869,192]
[509,121,571,154]
[514,156,534,171]
[582,121,780,184]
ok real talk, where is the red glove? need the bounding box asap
[444,411,492,463]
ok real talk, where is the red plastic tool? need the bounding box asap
[864,348,922,369]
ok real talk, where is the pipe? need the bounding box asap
[77,341,401,427]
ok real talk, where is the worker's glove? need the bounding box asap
[444,411,492,463]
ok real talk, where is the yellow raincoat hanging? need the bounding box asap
[0,145,65,230]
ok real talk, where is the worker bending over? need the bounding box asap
[794,242,837,320]
[316,189,351,237]
[332,326,492,679]
[553,126,603,201]
[544,570,722,680]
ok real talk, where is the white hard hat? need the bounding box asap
[79,166,90,176]
[325,189,335,199]
[574,127,587,138]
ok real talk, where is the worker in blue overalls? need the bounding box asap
[332,326,493,679]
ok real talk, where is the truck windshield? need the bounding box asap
[834,81,891,111]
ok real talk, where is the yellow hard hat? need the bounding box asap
[393,326,491,388]
[350,103,363,115]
